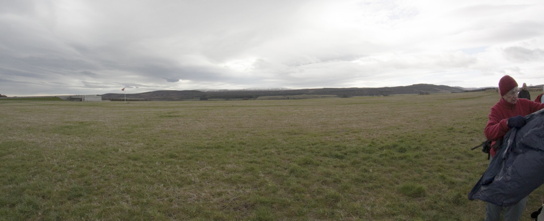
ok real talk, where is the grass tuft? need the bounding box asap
[398,183,427,198]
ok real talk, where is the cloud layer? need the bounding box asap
[1,0,544,95]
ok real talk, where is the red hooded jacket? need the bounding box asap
[535,93,543,103]
[484,98,544,156]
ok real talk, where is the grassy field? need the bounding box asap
[1,91,543,220]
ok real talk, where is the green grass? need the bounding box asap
[1,91,543,220]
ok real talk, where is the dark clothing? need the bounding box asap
[518,89,531,100]
[484,98,544,156]
[469,109,544,207]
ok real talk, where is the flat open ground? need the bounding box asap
[1,91,543,220]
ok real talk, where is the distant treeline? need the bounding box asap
[101,84,465,101]
[0,96,62,101]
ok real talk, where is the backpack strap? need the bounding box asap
[471,140,493,160]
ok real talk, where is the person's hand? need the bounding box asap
[508,116,526,128]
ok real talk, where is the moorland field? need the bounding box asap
[1,90,544,220]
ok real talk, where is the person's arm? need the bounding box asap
[484,108,509,140]
[523,99,544,113]
[535,94,543,103]
[534,101,544,111]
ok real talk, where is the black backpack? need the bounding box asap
[471,139,501,160]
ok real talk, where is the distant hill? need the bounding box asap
[101,84,466,101]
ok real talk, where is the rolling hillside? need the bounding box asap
[102,84,466,101]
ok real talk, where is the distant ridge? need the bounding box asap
[101,84,465,101]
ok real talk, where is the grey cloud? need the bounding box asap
[451,4,525,17]
[445,4,544,46]
[126,58,226,83]
[492,21,544,42]
[0,0,52,15]
[164,78,180,83]
[1,0,544,95]
[0,51,98,81]
[0,66,36,79]
[80,71,98,77]
[81,81,111,89]
[503,46,544,62]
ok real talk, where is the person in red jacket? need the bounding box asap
[483,75,544,221]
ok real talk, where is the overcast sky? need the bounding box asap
[1,0,544,96]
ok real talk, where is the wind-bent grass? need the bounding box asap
[1,91,543,220]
